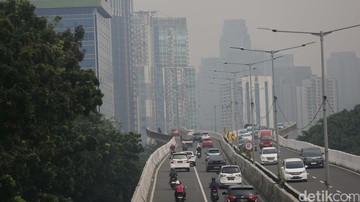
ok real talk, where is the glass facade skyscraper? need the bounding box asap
[30,0,115,119]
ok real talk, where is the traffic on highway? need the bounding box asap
[149,127,360,202]
[151,133,263,202]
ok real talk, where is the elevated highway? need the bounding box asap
[133,126,360,202]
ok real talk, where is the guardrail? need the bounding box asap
[146,127,172,143]
[278,133,360,173]
[210,131,299,202]
[131,128,176,202]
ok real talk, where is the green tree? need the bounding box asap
[0,1,144,201]
[298,104,360,155]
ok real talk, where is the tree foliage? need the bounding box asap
[0,1,144,201]
[297,104,360,155]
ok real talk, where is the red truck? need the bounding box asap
[259,130,273,149]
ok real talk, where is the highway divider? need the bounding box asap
[210,131,300,202]
[131,134,175,202]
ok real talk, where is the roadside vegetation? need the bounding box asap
[0,1,146,201]
[298,104,360,155]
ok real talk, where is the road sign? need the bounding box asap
[244,141,253,151]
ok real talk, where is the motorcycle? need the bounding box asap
[210,188,219,201]
[175,192,185,202]
[169,177,178,189]
[196,151,201,158]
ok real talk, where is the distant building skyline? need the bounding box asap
[327,51,360,111]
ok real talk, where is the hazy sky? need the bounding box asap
[133,0,360,75]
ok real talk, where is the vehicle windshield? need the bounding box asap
[262,149,277,154]
[260,135,272,140]
[186,152,193,156]
[285,161,304,169]
[222,167,240,173]
[203,139,212,142]
[208,149,219,153]
[302,149,322,157]
[229,188,256,196]
[173,155,187,159]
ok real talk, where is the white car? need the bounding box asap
[216,165,242,188]
[184,150,196,166]
[281,158,308,182]
[241,132,253,140]
[205,148,221,161]
[170,152,190,172]
[260,147,278,165]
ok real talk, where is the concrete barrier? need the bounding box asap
[131,136,175,202]
[279,135,360,173]
[210,132,299,202]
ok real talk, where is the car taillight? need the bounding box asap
[249,195,257,200]
[227,195,237,200]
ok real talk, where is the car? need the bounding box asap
[206,155,226,172]
[181,134,194,147]
[205,147,221,161]
[222,185,258,202]
[240,132,252,140]
[201,138,214,148]
[170,152,190,172]
[217,165,242,188]
[260,147,278,165]
[201,133,211,140]
[184,150,196,166]
[192,132,203,142]
[300,147,324,168]
[281,158,308,182]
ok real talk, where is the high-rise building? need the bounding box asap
[152,17,193,133]
[296,75,338,130]
[240,75,273,128]
[130,11,157,140]
[163,67,197,131]
[30,0,115,119]
[219,19,252,63]
[111,0,134,132]
[327,51,360,111]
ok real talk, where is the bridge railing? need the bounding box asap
[131,128,176,202]
[278,131,360,173]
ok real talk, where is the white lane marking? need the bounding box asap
[149,153,170,202]
[312,176,317,179]
[320,180,324,184]
[193,166,209,202]
[336,190,342,193]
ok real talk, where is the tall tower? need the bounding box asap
[30,0,115,119]
[327,51,360,111]
[296,75,338,130]
[112,0,134,132]
[131,11,157,141]
[152,17,191,133]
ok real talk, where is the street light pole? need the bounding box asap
[260,23,360,193]
[225,57,282,163]
[230,42,315,183]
